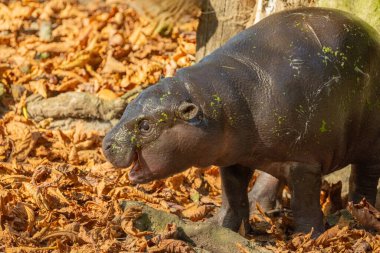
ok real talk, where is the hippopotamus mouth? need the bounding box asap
[128,151,152,184]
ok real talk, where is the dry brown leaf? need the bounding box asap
[29,80,48,98]
[352,238,372,253]
[255,202,273,225]
[138,180,164,193]
[102,52,126,74]
[40,230,78,243]
[4,245,58,252]
[23,204,35,234]
[122,206,143,221]
[52,69,87,84]
[181,204,214,221]
[0,46,16,60]
[35,41,75,53]
[54,78,80,92]
[287,229,314,251]
[127,186,161,204]
[121,220,153,237]
[60,53,91,70]
[236,243,251,253]
[315,225,341,246]
[46,187,70,206]
[22,182,50,210]
[5,120,40,161]
[1,175,30,184]
[347,199,380,232]
[148,223,179,246]
[166,174,185,191]
[148,239,196,253]
[97,89,118,100]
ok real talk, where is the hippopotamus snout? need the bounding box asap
[102,128,136,168]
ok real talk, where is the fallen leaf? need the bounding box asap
[347,199,380,232]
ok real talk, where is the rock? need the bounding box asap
[120,201,271,253]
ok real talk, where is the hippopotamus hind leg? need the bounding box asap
[288,163,324,236]
[349,164,380,205]
[217,165,254,232]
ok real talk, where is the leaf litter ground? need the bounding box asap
[0,0,379,252]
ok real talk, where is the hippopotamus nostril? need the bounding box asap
[103,142,111,151]
[102,137,115,155]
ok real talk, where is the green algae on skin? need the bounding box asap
[158,112,169,123]
[277,115,286,125]
[319,120,328,133]
[111,142,121,152]
[212,94,222,103]
[228,112,238,126]
[128,130,142,148]
[159,91,171,102]
[130,135,137,144]
[294,21,306,32]
[210,94,223,119]
[322,46,333,54]
[318,46,349,67]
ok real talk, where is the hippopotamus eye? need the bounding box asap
[138,120,151,134]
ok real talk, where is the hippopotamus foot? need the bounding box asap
[288,163,324,237]
[349,164,380,205]
[215,165,253,233]
[248,172,281,213]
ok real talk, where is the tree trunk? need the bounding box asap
[196,0,256,61]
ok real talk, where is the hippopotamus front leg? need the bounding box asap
[288,163,324,235]
[217,165,253,232]
[349,164,380,205]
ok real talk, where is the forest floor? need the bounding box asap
[0,0,379,252]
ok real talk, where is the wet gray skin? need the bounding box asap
[103,8,380,236]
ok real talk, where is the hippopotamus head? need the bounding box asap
[102,77,226,183]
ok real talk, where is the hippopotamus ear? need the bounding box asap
[177,101,199,121]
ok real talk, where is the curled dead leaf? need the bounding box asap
[181,204,214,221]
[5,120,40,161]
[40,230,79,243]
[347,199,380,232]
[97,89,118,100]
[148,239,196,253]
[315,225,341,246]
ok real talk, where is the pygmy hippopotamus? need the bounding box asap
[103,7,380,235]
